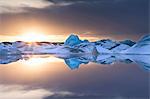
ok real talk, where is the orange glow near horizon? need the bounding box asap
[0,33,101,42]
[0,28,102,42]
[0,12,109,42]
[0,17,103,42]
[20,31,49,42]
[0,33,68,42]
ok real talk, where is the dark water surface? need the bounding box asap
[0,54,149,99]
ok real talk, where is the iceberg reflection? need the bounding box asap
[0,54,150,71]
[0,54,22,64]
[56,54,150,70]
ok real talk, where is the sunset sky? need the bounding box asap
[0,0,149,42]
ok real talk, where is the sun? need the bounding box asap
[20,31,49,42]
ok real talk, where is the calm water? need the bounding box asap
[0,54,149,99]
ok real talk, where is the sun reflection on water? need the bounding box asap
[20,55,63,68]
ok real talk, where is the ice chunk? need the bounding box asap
[74,43,97,54]
[96,46,112,53]
[122,34,150,54]
[64,34,82,47]
[111,44,130,53]
[94,39,132,53]
[94,39,118,49]
[120,40,135,47]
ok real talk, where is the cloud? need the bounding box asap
[0,0,126,14]
[46,0,100,4]
[0,0,52,13]
[43,93,139,99]
[45,0,126,5]
[0,0,100,13]
[0,0,148,41]
[46,0,121,3]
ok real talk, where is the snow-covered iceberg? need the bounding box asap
[64,34,134,54]
[121,35,150,54]
[0,34,149,55]
[95,39,134,53]
[1,34,149,71]
[0,42,21,55]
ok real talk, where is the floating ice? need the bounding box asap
[122,35,150,54]
[64,34,82,47]
[0,34,149,54]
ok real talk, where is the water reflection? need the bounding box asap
[0,54,22,64]
[0,54,150,71]
[60,54,150,71]
[0,85,50,99]
[0,54,149,99]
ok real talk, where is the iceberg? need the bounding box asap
[74,43,98,54]
[64,34,82,47]
[94,39,133,53]
[0,34,149,55]
[120,40,135,47]
[122,35,150,54]
[0,34,150,71]
[96,46,112,54]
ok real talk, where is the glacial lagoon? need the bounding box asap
[0,54,149,99]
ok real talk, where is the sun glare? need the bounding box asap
[20,31,49,42]
[21,56,62,68]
